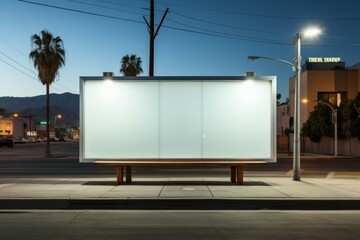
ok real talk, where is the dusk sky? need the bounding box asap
[1,0,360,101]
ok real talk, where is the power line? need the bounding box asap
[18,0,144,24]
[0,49,77,93]
[96,0,149,11]
[52,78,77,93]
[171,11,288,36]
[0,56,67,93]
[172,11,360,40]
[0,50,37,75]
[0,36,28,58]
[17,0,360,48]
[303,43,360,48]
[16,0,294,46]
[166,18,291,45]
[143,0,360,21]
[68,0,146,16]
[0,57,38,81]
[162,24,292,46]
[94,1,360,38]
[166,18,359,47]
[94,0,360,40]
[74,0,285,40]
[321,35,360,40]
[96,0,165,13]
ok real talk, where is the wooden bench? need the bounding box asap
[95,160,268,185]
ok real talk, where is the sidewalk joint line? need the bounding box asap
[158,185,165,198]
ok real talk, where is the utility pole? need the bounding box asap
[149,0,154,77]
[143,0,169,76]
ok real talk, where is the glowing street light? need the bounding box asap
[248,26,321,181]
[54,114,62,126]
[302,27,322,38]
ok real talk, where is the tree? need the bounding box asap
[276,93,281,106]
[0,107,5,117]
[284,117,293,137]
[348,94,360,139]
[302,103,333,142]
[120,54,143,76]
[338,99,352,139]
[29,30,65,157]
[303,95,360,142]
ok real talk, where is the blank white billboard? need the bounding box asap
[80,76,276,162]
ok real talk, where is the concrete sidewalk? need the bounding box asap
[1,175,360,210]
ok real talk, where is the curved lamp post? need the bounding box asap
[247,27,322,181]
[318,101,338,157]
[54,114,62,127]
[247,56,296,72]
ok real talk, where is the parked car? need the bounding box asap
[59,136,70,142]
[14,137,27,144]
[0,138,14,148]
[50,137,59,142]
[27,137,36,143]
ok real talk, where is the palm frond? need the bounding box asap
[120,54,143,76]
[29,30,66,85]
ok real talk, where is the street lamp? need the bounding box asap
[247,26,321,181]
[318,101,338,157]
[247,56,296,72]
[293,27,322,181]
[54,114,62,126]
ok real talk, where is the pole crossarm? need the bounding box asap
[143,1,169,76]
[247,56,296,72]
[154,8,169,39]
[143,16,150,33]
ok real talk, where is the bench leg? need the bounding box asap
[116,166,123,185]
[236,166,244,185]
[230,166,236,183]
[126,166,132,183]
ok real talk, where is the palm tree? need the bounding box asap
[120,54,143,76]
[29,30,65,157]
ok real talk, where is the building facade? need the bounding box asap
[278,58,360,154]
[288,58,360,128]
[0,117,79,140]
[0,117,30,138]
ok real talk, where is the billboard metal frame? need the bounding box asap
[80,76,277,163]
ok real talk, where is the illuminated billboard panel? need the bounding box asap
[80,76,276,162]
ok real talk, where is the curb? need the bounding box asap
[1,199,360,210]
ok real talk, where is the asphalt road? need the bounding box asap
[0,210,359,240]
[1,144,359,240]
[0,142,359,177]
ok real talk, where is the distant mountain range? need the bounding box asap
[0,93,79,126]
